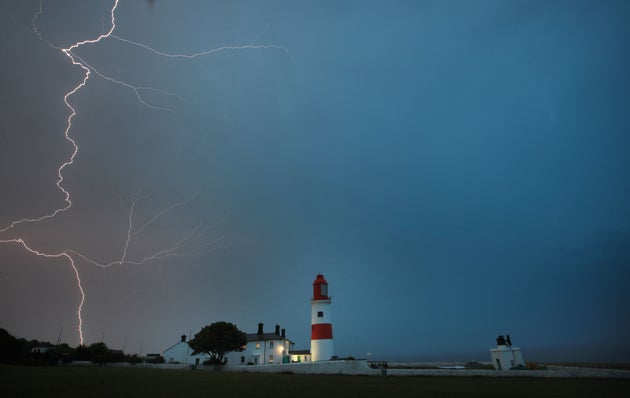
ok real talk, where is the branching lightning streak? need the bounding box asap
[1,0,286,346]
[1,1,120,232]
[66,192,215,269]
[110,34,295,63]
[131,193,197,237]
[0,0,122,345]
[69,53,174,112]
[0,238,86,344]
[69,198,218,268]
[0,193,215,345]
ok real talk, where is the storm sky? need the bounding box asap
[1,0,629,362]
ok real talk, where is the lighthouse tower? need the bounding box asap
[310,274,334,361]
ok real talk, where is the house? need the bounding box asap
[162,335,208,365]
[31,347,53,353]
[225,323,296,365]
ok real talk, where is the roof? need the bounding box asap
[246,333,294,344]
[162,341,188,353]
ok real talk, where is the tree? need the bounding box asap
[73,342,112,364]
[188,322,246,365]
[0,328,24,364]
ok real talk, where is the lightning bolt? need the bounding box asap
[0,0,288,347]
[0,193,220,346]
[0,0,122,345]
[0,238,86,345]
[2,0,120,232]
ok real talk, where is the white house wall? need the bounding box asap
[226,338,293,365]
[290,353,311,363]
[162,342,208,365]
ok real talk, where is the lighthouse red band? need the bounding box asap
[311,323,333,340]
[310,274,334,361]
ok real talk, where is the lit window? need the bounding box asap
[256,342,260,349]
[317,311,323,317]
[269,355,273,363]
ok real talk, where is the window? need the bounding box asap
[269,355,274,363]
[321,283,328,296]
[510,360,515,366]
[256,342,260,349]
[317,311,324,318]
[269,341,274,348]
[241,356,245,363]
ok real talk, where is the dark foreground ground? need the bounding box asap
[2,364,629,398]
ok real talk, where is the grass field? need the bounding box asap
[2,364,629,398]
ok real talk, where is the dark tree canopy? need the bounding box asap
[188,322,246,364]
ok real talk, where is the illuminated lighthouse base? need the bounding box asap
[310,274,334,361]
[311,337,334,362]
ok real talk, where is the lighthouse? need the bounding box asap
[310,274,334,361]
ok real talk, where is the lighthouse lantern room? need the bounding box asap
[310,274,334,361]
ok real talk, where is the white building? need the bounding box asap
[162,335,209,365]
[489,335,525,370]
[31,347,53,353]
[226,323,295,365]
[290,349,312,363]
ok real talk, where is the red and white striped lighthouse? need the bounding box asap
[310,274,334,361]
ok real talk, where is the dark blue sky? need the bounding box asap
[1,0,629,362]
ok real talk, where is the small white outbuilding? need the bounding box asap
[489,335,525,370]
[162,335,208,365]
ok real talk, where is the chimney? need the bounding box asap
[275,324,280,335]
[257,323,264,335]
[181,335,186,342]
[281,328,286,338]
